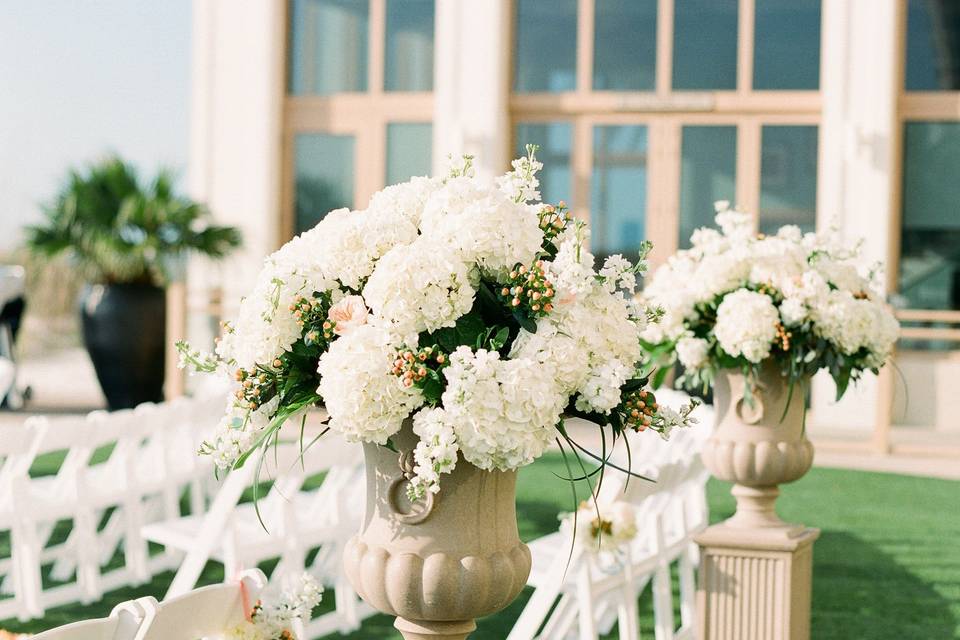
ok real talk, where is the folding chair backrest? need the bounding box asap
[0,425,38,495]
[136,570,267,640]
[32,601,143,640]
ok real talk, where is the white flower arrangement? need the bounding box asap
[225,573,323,640]
[641,202,900,399]
[179,147,698,498]
[560,499,638,553]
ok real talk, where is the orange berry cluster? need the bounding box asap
[775,322,792,351]
[620,389,659,432]
[391,346,447,388]
[539,201,571,242]
[499,261,555,318]
[233,367,275,411]
[289,293,335,346]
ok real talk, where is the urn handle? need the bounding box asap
[735,384,765,425]
[387,450,436,525]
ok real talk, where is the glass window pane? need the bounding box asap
[906,0,960,91]
[759,126,818,236]
[753,0,821,90]
[515,123,573,206]
[679,126,737,248]
[672,0,737,90]
[288,0,369,95]
[294,133,355,235]
[385,0,434,91]
[514,0,577,92]
[386,123,432,185]
[591,125,648,260]
[593,0,657,91]
[898,122,960,311]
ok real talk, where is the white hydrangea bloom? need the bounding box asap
[676,335,710,370]
[362,240,477,336]
[714,289,779,363]
[442,347,565,471]
[575,360,631,413]
[367,175,443,228]
[420,177,544,281]
[779,297,808,327]
[317,325,424,444]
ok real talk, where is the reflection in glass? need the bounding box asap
[386,123,432,185]
[679,126,737,248]
[593,0,657,91]
[288,0,369,95]
[591,126,647,260]
[385,0,434,91]
[294,133,354,235]
[514,0,577,92]
[753,0,821,90]
[515,123,573,206]
[906,0,960,90]
[673,0,737,90]
[898,122,960,312]
[759,126,818,236]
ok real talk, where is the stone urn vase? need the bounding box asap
[343,421,532,640]
[701,361,814,531]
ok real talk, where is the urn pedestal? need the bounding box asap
[343,422,531,640]
[696,364,819,640]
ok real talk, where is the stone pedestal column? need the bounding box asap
[698,364,819,639]
[696,525,820,640]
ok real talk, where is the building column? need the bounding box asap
[182,0,287,368]
[810,0,900,437]
[432,0,512,179]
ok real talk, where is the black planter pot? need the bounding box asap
[80,283,165,410]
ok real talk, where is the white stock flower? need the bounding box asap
[561,499,638,553]
[408,407,460,497]
[714,289,779,363]
[317,325,424,444]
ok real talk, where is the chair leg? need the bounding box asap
[652,561,675,640]
[678,545,697,632]
[576,563,599,640]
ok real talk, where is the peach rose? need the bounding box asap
[328,295,369,336]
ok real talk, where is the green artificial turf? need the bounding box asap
[2,456,958,639]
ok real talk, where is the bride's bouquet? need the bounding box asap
[179,148,696,498]
[640,202,899,399]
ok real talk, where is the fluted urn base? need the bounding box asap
[701,363,814,530]
[343,421,531,640]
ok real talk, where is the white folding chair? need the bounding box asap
[145,427,369,635]
[132,569,267,640]
[31,601,145,640]
[0,425,40,620]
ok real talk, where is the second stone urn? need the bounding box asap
[701,361,815,531]
[342,421,532,640]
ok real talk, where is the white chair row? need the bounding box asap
[33,569,268,640]
[0,387,226,622]
[142,423,371,637]
[509,395,713,640]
